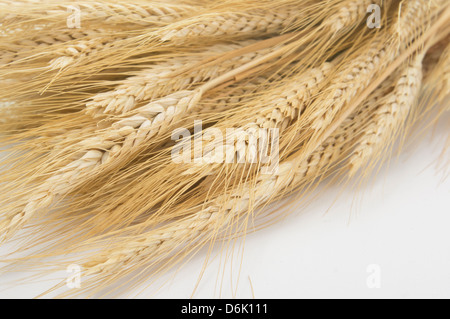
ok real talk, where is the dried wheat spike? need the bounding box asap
[106,90,203,159]
[48,34,128,70]
[323,0,382,33]
[395,0,447,43]
[0,29,104,65]
[0,1,196,27]
[188,76,270,116]
[198,62,334,166]
[72,2,196,26]
[159,7,299,44]
[85,41,268,116]
[4,29,101,48]
[255,62,334,129]
[310,40,388,130]
[349,54,425,175]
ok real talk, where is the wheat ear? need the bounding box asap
[323,0,385,33]
[196,62,334,168]
[188,76,273,117]
[80,153,342,277]
[48,34,130,70]
[309,40,388,130]
[348,53,425,175]
[396,0,447,43]
[159,6,301,44]
[0,1,197,29]
[61,2,196,26]
[85,41,273,116]
[0,29,105,66]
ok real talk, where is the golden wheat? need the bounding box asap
[85,41,271,116]
[348,54,424,175]
[0,0,449,298]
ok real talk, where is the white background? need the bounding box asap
[0,115,449,299]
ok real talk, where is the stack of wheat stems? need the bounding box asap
[0,0,449,297]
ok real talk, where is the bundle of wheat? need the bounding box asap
[0,0,448,298]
